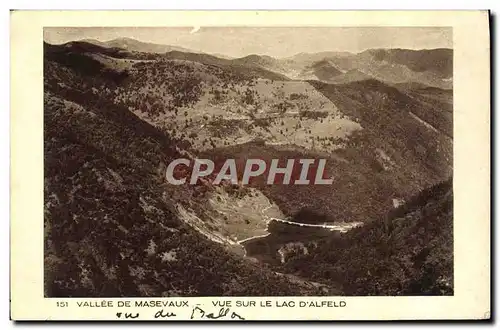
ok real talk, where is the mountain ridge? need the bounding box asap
[43,37,454,297]
[46,38,453,88]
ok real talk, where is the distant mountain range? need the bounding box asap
[70,37,452,89]
[234,48,453,89]
[80,37,196,53]
[43,37,453,297]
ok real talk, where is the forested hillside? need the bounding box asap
[44,38,453,297]
[283,179,453,296]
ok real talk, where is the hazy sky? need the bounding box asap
[44,27,452,58]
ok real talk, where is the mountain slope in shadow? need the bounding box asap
[283,178,453,296]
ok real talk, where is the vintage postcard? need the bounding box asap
[10,10,490,321]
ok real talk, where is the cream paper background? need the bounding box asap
[10,10,490,320]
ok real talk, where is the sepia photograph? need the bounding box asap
[43,26,453,297]
[9,10,490,321]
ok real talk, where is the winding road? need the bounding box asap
[237,203,363,244]
[268,217,363,232]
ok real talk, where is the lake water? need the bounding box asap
[241,219,362,265]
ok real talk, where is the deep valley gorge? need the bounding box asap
[43,35,453,297]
